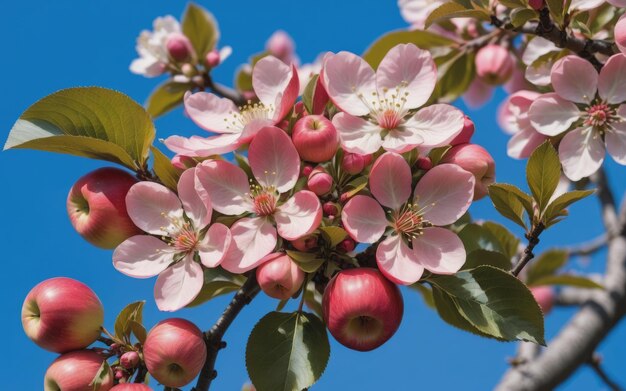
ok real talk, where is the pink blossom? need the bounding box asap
[462,78,493,109]
[266,30,299,65]
[195,126,322,273]
[398,0,447,30]
[164,56,299,157]
[341,153,474,285]
[130,16,181,77]
[475,44,514,85]
[321,44,464,154]
[528,55,626,180]
[113,168,231,311]
[615,17,626,55]
[498,90,548,159]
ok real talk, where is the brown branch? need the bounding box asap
[192,275,260,391]
[511,223,546,277]
[564,234,608,257]
[204,75,246,106]
[588,353,623,391]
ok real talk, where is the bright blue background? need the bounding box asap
[1,1,625,390]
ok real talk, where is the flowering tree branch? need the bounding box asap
[511,223,546,277]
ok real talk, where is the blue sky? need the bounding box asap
[1,1,625,390]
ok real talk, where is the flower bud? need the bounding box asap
[256,254,305,300]
[530,286,555,315]
[166,33,194,62]
[120,351,140,369]
[292,115,339,162]
[337,238,356,253]
[449,116,475,146]
[301,164,314,178]
[171,155,196,170]
[475,44,514,85]
[205,49,221,68]
[441,144,495,200]
[416,157,433,171]
[115,369,126,380]
[291,234,318,251]
[341,153,372,175]
[266,30,295,60]
[323,202,339,216]
[528,0,544,10]
[181,63,196,78]
[307,167,333,196]
[615,17,626,55]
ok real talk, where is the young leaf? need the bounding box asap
[527,141,560,216]
[302,74,319,115]
[510,8,538,27]
[151,146,181,191]
[114,301,145,343]
[362,30,456,68]
[544,189,595,224]
[187,268,246,307]
[182,3,220,58]
[433,52,476,103]
[145,81,191,118]
[488,184,527,229]
[319,226,348,247]
[246,311,330,391]
[90,360,111,391]
[428,266,545,344]
[483,221,520,260]
[286,250,326,273]
[458,223,504,254]
[425,2,489,28]
[525,249,568,285]
[129,320,148,344]
[528,274,603,289]
[5,87,156,170]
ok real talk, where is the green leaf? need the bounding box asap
[151,146,181,191]
[145,81,191,118]
[462,249,512,270]
[286,250,326,273]
[90,360,111,391]
[433,52,476,103]
[235,67,253,92]
[483,222,520,259]
[246,311,330,391]
[362,30,456,68]
[527,141,561,216]
[5,87,155,169]
[488,184,528,229]
[303,282,324,319]
[491,183,534,218]
[546,0,564,24]
[428,145,451,166]
[529,274,603,289]
[510,8,538,27]
[431,286,493,338]
[498,0,526,7]
[187,268,246,307]
[428,266,545,344]
[129,320,147,344]
[319,226,348,247]
[458,223,504,254]
[302,74,319,114]
[114,301,145,343]
[182,3,219,58]
[526,249,568,285]
[425,2,489,28]
[544,189,595,224]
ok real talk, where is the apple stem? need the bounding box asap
[191,274,260,391]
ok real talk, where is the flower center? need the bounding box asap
[249,185,279,217]
[226,101,272,130]
[584,103,615,130]
[160,213,200,254]
[377,109,403,130]
[356,83,411,130]
[391,203,430,239]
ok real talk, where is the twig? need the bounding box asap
[204,75,246,106]
[511,223,546,276]
[588,353,623,391]
[192,275,260,391]
[97,336,114,346]
[134,364,148,384]
[565,234,608,257]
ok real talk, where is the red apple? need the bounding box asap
[22,277,104,353]
[323,268,403,351]
[111,385,154,391]
[143,318,206,388]
[292,115,339,162]
[44,350,113,391]
[530,285,555,315]
[67,167,141,249]
[256,254,305,300]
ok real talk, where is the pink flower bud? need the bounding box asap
[266,30,295,60]
[115,369,126,380]
[341,153,372,175]
[205,49,221,68]
[292,115,339,163]
[441,144,495,200]
[256,254,305,300]
[301,164,314,178]
[416,157,433,171]
[120,351,140,369]
[171,155,196,170]
[323,202,339,216]
[340,192,350,203]
[475,44,514,85]
[528,0,544,10]
[450,116,475,146]
[294,101,306,116]
[166,33,194,62]
[615,17,626,54]
[181,63,196,77]
[291,235,318,251]
[530,286,555,315]
[307,167,333,196]
[337,238,356,253]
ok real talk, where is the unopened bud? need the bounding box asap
[475,44,514,85]
[341,152,372,175]
[416,157,433,171]
[337,238,356,253]
[120,351,140,369]
[291,234,318,251]
[450,116,475,146]
[166,33,194,62]
[440,143,495,200]
[205,49,221,68]
[323,202,339,216]
[307,167,333,196]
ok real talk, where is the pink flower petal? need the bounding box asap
[598,54,626,104]
[606,109,626,165]
[462,78,493,109]
[551,55,598,104]
[498,90,541,135]
[376,43,436,109]
[414,164,474,226]
[177,168,211,229]
[113,235,175,278]
[184,92,240,134]
[403,104,464,148]
[507,127,548,159]
[528,93,581,136]
[570,0,604,11]
[369,152,411,210]
[248,126,300,193]
[341,195,387,243]
[164,133,243,157]
[412,227,465,274]
[275,190,322,240]
[253,56,299,122]
[154,255,204,311]
[559,127,605,181]
[381,129,422,153]
[195,160,252,215]
[608,0,626,6]
[198,223,231,268]
[126,182,183,235]
[240,118,276,144]
[321,51,377,116]
[220,217,277,273]
[376,235,424,285]
[333,112,384,154]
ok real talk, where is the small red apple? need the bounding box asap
[143,318,206,388]
[67,167,141,249]
[530,285,555,315]
[22,277,104,353]
[44,350,113,391]
[323,268,404,351]
[292,115,339,162]
[256,254,305,300]
[111,384,154,390]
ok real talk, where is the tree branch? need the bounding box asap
[555,286,597,307]
[564,234,608,257]
[511,223,545,276]
[588,353,623,391]
[192,275,260,391]
[204,75,246,106]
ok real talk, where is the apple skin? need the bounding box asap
[256,254,305,300]
[143,318,207,388]
[322,268,404,351]
[111,385,154,390]
[67,167,142,249]
[22,277,104,353]
[292,115,339,163]
[44,350,113,391]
